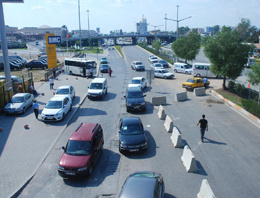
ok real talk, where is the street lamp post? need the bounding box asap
[78,0,82,49]
[87,10,90,38]
[165,5,191,39]
[148,24,164,41]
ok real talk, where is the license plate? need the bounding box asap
[130,149,139,152]
[46,117,54,120]
[65,172,75,175]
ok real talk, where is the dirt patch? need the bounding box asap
[206,98,224,104]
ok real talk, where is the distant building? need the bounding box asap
[72,29,97,38]
[96,28,100,34]
[136,16,148,35]
[205,26,214,34]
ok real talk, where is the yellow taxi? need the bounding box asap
[182,77,210,90]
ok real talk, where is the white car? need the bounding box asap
[55,85,75,100]
[154,69,175,79]
[41,95,72,121]
[128,77,147,90]
[131,61,145,71]
[148,56,159,63]
[4,93,34,114]
[173,62,192,74]
[150,63,164,70]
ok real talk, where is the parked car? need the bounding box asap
[131,61,145,71]
[158,59,170,68]
[0,75,22,83]
[55,85,75,100]
[124,87,146,112]
[58,122,104,178]
[41,95,72,121]
[150,63,164,70]
[173,62,192,74]
[118,117,147,153]
[100,57,108,64]
[25,60,48,70]
[182,77,210,90]
[128,77,147,90]
[10,61,23,70]
[118,171,165,198]
[154,69,174,79]
[100,64,110,73]
[3,93,34,114]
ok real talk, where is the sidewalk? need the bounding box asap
[0,73,91,198]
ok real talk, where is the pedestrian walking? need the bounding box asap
[108,67,112,77]
[197,114,208,142]
[90,67,93,78]
[49,77,54,90]
[32,100,39,119]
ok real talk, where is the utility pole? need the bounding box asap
[87,10,90,38]
[165,5,191,39]
[165,13,167,32]
[78,0,82,49]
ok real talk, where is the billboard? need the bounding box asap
[45,33,58,69]
[0,0,24,2]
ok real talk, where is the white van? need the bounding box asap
[173,62,192,74]
[192,63,219,78]
[87,78,108,99]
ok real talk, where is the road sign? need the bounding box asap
[48,36,61,45]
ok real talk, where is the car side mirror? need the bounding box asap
[143,95,146,97]
[124,96,126,98]
[62,146,65,150]
[118,130,121,133]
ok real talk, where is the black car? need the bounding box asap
[159,60,169,68]
[25,60,47,69]
[100,64,110,73]
[118,171,165,198]
[124,87,146,112]
[118,117,147,153]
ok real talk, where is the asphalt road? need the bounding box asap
[16,46,260,198]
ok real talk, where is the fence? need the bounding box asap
[44,62,64,81]
[0,72,33,110]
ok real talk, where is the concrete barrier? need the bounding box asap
[194,87,206,96]
[197,179,216,198]
[157,105,166,120]
[181,145,198,173]
[171,127,184,148]
[152,96,167,106]
[164,115,173,133]
[175,92,188,102]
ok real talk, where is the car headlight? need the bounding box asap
[55,110,63,115]
[141,142,147,147]
[127,103,131,106]
[58,165,65,171]
[78,167,87,171]
[17,107,22,111]
[141,102,145,105]
[120,142,127,148]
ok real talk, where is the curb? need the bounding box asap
[211,90,260,127]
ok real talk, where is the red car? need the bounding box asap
[58,123,104,178]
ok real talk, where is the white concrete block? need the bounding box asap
[171,127,184,148]
[197,179,216,198]
[164,115,173,133]
[181,145,199,173]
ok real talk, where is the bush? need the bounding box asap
[241,99,260,118]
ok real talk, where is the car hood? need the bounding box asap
[185,69,193,72]
[59,153,91,168]
[128,84,141,89]
[5,103,23,109]
[88,89,103,94]
[42,108,62,115]
[120,133,146,145]
[182,82,193,86]
[127,97,144,104]
[163,72,174,76]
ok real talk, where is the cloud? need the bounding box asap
[31,5,47,11]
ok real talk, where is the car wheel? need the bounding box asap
[61,113,65,121]
[174,69,177,73]
[44,66,47,70]
[88,166,93,176]
[22,107,26,114]
[69,71,72,75]
[196,74,201,77]
[69,104,72,111]
[185,71,188,74]
[164,76,167,79]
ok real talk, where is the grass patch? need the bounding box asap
[115,45,123,56]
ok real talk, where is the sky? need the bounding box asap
[2,0,260,34]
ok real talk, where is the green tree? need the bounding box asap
[203,26,251,89]
[213,25,220,35]
[247,63,260,85]
[178,26,190,36]
[171,31,200,63]
[236,18,251,42]
[152,40,161,52]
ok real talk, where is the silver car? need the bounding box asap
[4,93,34,114]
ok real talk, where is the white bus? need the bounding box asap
[64,58,97,77]
[192,63,220,78]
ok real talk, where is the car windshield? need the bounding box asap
[56,88,69,94]
[12,96,24,103]
[45,101,63,109]
[130,79,141,84]
[160,60,166,63]
[127,91,143,98]
[187,79,195,83]
[122,124,143,135]
[136,62,142,65]
[155,64,162,67]
[161,70,169,73]
[184,65,191,69]
[151,57,157,59]
[65,140,91,156]
[90,83,102,89]
[101,65,109,69]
